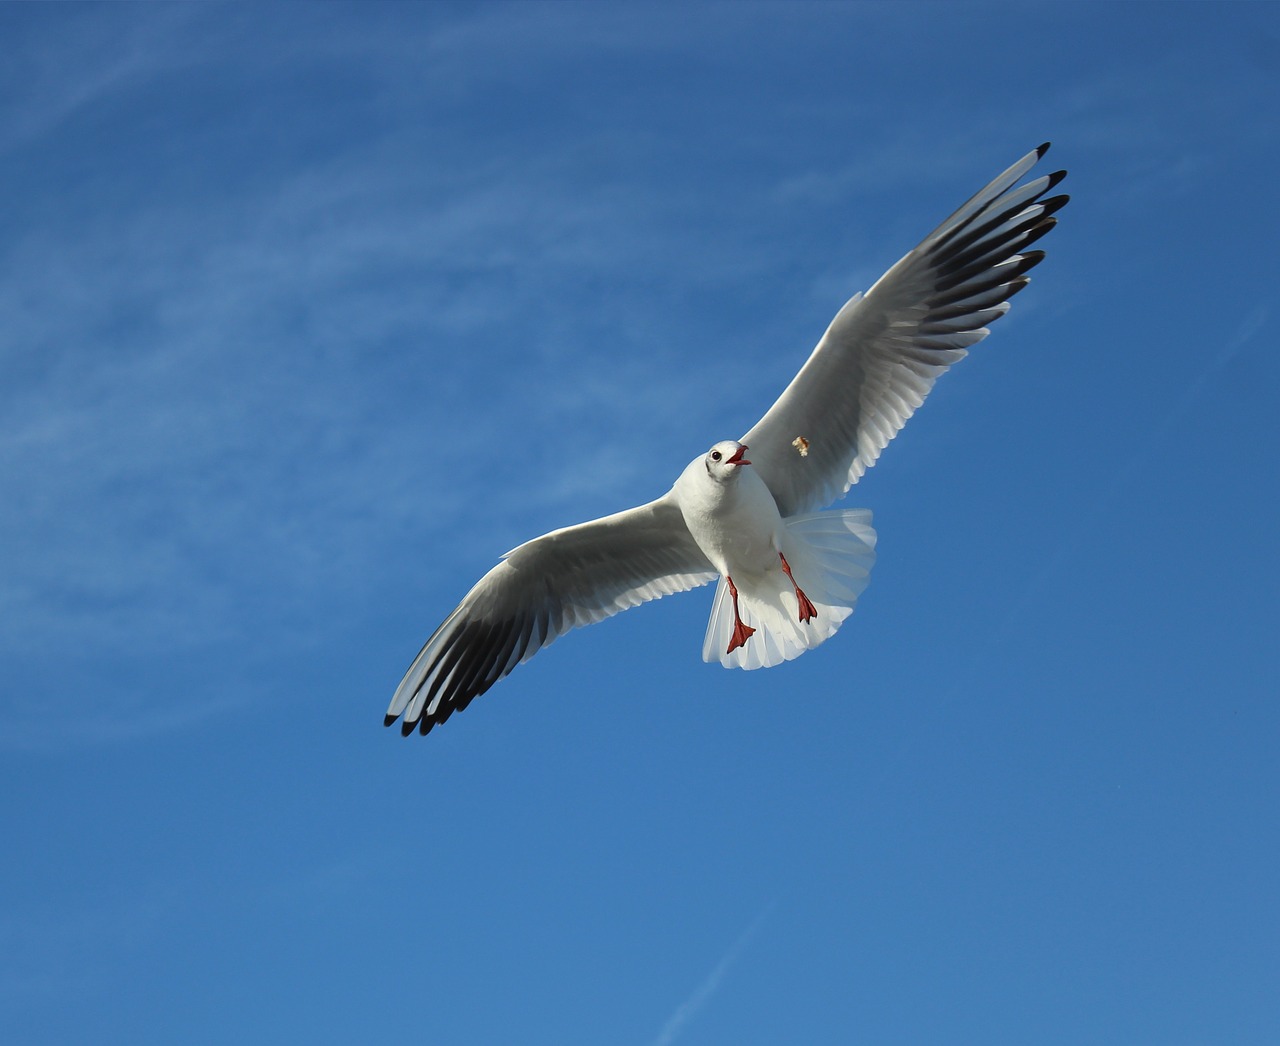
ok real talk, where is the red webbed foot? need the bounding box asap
[780,553,818,624]
[724,575,756,654]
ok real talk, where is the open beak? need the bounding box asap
[726,443,750,466]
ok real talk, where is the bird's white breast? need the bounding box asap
[672,457,784,580]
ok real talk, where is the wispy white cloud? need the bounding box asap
[0,9,801,745]
[3,3,1126,747]
[0,5,196,148]
[0,842,392,1005]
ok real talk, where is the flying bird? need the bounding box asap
[387,144,1068,735]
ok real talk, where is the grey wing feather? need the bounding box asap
[742,143,1068,517]
[386,493,716,735]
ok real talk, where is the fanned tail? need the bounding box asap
[702,509,877,670]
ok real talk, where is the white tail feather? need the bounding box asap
[702,509,877,670]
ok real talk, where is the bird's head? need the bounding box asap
[704,440,751,482]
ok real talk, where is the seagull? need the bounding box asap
[386,144,1068,736]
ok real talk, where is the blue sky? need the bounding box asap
[3,2,1278,1042]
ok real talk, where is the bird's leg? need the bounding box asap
[725,575,756,654]
[779,553,817,623]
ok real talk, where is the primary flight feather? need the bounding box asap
[386,143,1068,736]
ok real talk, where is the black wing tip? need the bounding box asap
[1006,251,1046,282]
[383,667,495,738]
[1041,195,1070,219]
[384,710,434,737]
[388,708,451,737]
[1036,141,1051,158]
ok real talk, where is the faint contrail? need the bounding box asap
[985,303,1268,648]
[648,902,776,1046]
[862,305,1269,788]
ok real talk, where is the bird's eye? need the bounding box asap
[711,450,722,461]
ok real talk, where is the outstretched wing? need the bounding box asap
[386,493,716,735]
[743,143,1068,517]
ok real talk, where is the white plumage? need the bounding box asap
[386,144,1068,735]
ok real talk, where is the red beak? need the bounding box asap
[727,444,750,466]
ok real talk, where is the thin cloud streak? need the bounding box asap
[648,902,776,1046]
[0,69,749,740]
[984,304,1268,650]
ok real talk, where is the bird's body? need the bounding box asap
[667,439,875,668]
[386,144,1068,735]
[674,441,784,583]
